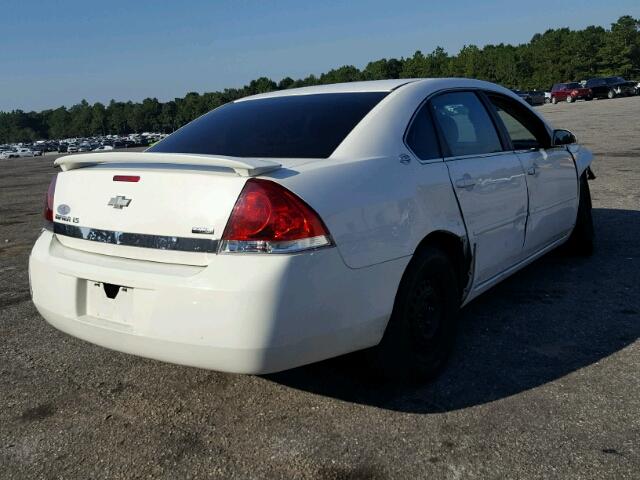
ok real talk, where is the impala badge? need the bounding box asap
[108,195,132,209]
[192,226,214,235]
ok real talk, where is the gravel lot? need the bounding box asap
[1,98,639,479]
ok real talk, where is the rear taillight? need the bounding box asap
[43,174,57,227]
[220,179,333,254]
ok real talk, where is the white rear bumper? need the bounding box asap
[29,231,407,374]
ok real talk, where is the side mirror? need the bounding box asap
[553,129,577,146]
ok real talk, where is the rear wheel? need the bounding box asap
[551,96,558,104]
[565,175,594,256]
[367,247,460,383]
[566,95,574,103]
[607,89,615,99]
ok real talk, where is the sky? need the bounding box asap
[1,0,638,112]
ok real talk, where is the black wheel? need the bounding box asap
[565,175,594,256]
[551,96,558,104]
[607,89,615,99]
[566,95,573,103]
[367,247,460,383]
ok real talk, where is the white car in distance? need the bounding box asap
[1,147,35,158]
[29,79,595,381]
[93,145,115,152]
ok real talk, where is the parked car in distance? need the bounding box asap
[1,147,35,158]
[67,144,79,153]
[511,89,545,106]
[525,90,545,106]
[585,77,636,99]
[30,79,595,382]
[550,82,592,103]
[93,145,114,152]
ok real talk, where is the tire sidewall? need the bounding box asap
[374,247,460,382]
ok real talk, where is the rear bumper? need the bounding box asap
[29,231,405,373]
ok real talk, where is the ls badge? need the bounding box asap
[55,204,79,223]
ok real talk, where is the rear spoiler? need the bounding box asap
[54,152,282,177]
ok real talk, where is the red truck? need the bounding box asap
[550,82,592,103]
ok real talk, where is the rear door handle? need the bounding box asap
[527,165,537,175]
[455,177,476,189]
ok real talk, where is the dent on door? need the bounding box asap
[446,153,528,284]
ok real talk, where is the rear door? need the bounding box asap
[431,91,528,284]
[485,93,579,256]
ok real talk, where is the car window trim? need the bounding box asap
[441,150,518,163]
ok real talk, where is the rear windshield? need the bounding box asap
[148,92,388,158]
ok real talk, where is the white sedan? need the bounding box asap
[1,147,35,159]
[29,79,595,381]
[93,145,115,152]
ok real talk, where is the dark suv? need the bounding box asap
[550,82,592,103]
[585,77,636,99]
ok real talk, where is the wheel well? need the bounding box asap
[413,231,471,298]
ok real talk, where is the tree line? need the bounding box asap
[1,15,638,144]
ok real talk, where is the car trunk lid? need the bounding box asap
[51,152,284,266]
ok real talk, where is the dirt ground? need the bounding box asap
[1,97,639,479]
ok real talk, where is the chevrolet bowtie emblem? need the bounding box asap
[108,195,132,209]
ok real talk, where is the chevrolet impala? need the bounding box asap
[29,79,595,381]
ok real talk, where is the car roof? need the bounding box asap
[235,79,420,102]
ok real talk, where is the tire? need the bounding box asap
[551,96,558,104]
[607,89,615,99]
[565,175,594,256]
[366,247,460,383]
[566,95,574,103]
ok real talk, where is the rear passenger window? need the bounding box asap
[430,92,502,157]
[406,104,441,160]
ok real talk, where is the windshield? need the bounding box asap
[566,82,581,89]
[148,92,388,158]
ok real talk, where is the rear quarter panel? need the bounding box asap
[271,156,466,269]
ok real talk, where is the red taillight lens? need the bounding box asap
[43,174,57,223]
[220,179,332,253]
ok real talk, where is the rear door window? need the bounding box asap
[149,92,388,158]
[430,91,503,157]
